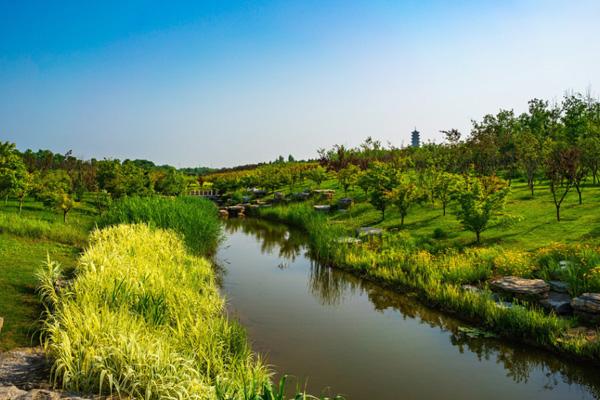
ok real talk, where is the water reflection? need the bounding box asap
[220,218,600,399]
[224,218,305,262]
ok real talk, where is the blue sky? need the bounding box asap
[1,1,599,167]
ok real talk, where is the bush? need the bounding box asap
[432,227,448,240]
[98,196,222,255]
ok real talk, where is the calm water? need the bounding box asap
[216,218,600,400]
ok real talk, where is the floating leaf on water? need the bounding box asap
[457,326,498,339]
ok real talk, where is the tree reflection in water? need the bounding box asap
[222,218,600,399]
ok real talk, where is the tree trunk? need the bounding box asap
[529,181,534,196]
[556,205,561,222]
[19,198,23,214]
[442,202,446,216]
[401,214,405,227]
[576,186,582,205]
[476,231,481,243]
[381,208,385,221]
[63,210,67,223]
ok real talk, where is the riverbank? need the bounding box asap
[0,199,95,351]
[255,203,600,364]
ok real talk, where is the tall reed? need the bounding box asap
[98,196,222,255]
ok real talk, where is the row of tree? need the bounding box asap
[0,143,199,220]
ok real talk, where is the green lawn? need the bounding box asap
[0,198,96,350]
[275,179,600,251]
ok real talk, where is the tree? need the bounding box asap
[154,168,187,196]
[35,169,73,206]
[455,178,509,243]
[337,164,360,195]
[545,144,578,221]
[54,192,77,222]
[580,135,600,185]
[514,130,542,196]
[362,162,396,220]
[0,141,28,203]
[13,171,34,214]
[421,167,441,206]
[385,173,419,226]
[306,166,328,188]
[436,172,463,216]
[93,190,112,214]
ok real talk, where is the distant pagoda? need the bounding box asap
[411,128,421,148]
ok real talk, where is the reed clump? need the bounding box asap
[40,224,270,399]
[97,196,222,255]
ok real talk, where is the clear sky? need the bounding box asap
[1,1,599,167]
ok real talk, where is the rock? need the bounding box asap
[540,292,573,315]
[571,293,600,321]
[357,227,383,237]
[559,260,573,270]
[548,280,570,293]
[335,237,362,245]
[0,348,50,390]
[17,389,61,399]
[313,205,331,212]
[226,205,245,217]
[218,209,229,218]
[337,197,353,209]
[0,385,27,399]
[490,276,550,299]
[461,284,481,294]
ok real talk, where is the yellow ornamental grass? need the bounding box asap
[41,224,270,399]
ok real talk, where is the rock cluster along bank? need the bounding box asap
[488,276,600,323]
[0,348,91,400]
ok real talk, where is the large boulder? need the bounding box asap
[571,293,600,324]
[313,205,331,212]
[490,276,550,300]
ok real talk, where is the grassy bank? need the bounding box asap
[257,203,600,363]
[98,196,222,255]
[0,199,95,350]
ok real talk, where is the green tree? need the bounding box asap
[54,192,78,222]
[514,130,542,196]
[362,162,396,220]
[455,178,509,243]
[337,164,360,195]
[306,166,328,188]
[13,171,34,214]
[545,145,578,221]
[385,173,419,226]
[436,172,463,216]
[93,190,112,214]
[0,141,28,204]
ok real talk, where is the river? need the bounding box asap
[216,218,600,400]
